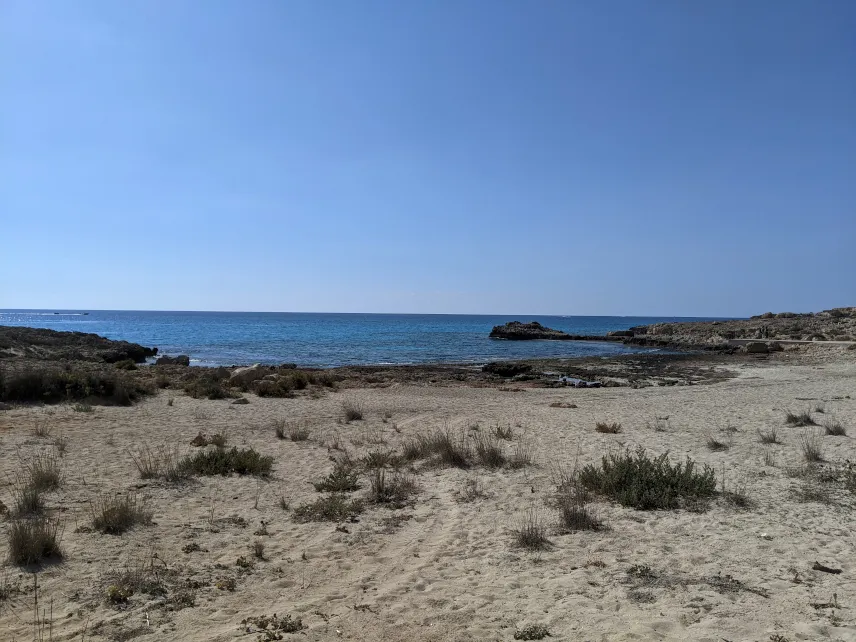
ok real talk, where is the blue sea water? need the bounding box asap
[0,310,727,367]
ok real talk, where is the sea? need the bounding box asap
[0,310,727,368]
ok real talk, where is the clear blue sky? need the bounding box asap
[2,1,854,316]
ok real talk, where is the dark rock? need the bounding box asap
[232,397,249,405]
[607,330,634,338]
[767,342,784,352]
[482,362,532,377]
[489,321,571,340]
[743,342,769,354]
[157,355,191,366]
[0,326,157,363]
[0,402,12,411]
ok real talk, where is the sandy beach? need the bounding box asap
[1,345,855,642]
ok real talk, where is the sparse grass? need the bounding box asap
[54,431,68,456]
[514,624,551,640]
[793,480,832,504]
[814,403,825,414]
[402,429,472,468]
[72,402,93,413]
[292,494,364,522]
[472,432,506,468]
[758,427,782,444]
[578,447,717,510]
[252,541,265,560]
[492,424,515,440]
[33,421,52,438]
[7,517,63,566]
[342,399,364,422]
[514,509,550,550]
[288,422,311,441]
[90,492,153,534]
[362,449,402,470]
[130,445,187,481]
[367,469,418,507]
[178,446,274,477]
[509,438,534,469]
[273,419,286,440]
[243,614,305,635]
[22,451,62,491]
[721,478,753,509]
[556,492,604,532]
[763,450,776,467]
[799,430,824,462]
[595,422,622,434]
[785,410,817,427]
[705,434,730,451]
[313,463,360,492]
[454,478,487,503]
[13,484,45,516]
[208,431,228,448]
[278,495,289,510]
[823,418,846,436]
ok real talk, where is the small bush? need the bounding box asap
[313,464,360,492]
[556,493,604,532]
[114,359,138,371]
[72,402,93,413]
[342,399,364,422]
[293,494,363,522]
[183,376,229,400]
[472,432,506,468]
[514,510,549,550]
[455,478,487,503]
[758,427,782,444]
[362,450,402,470]
[252,541,265,560]
[402,430,470,468]
[33,421,52,438]
[595,422,622,434]
[799,430,824,463]
[368,469,418,507]
[1,367,146,405]
[578,447,717,510]
[785,410,816,427]
[178,447,274,477]
[90,493,153,534]
[823,419,846,436]
[273,419,286,440]
[514,624,551,640]
[8,518,63,566]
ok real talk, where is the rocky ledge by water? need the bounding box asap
[490,321,576,340]
[0,326,158,363]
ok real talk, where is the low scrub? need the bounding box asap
[342,399,364,422]
[90,493,153,535]
[595,422,622,434]
[757,427,782,444]
[578,448,716,510]
[472,432,506,468]
[22,451,62,491]
[13,484,45,516]
[129,445,187,482]
[178,447,274,477]
[1,366,147,406]
[556,493,604,532]
[402,430,471,468]
[785,410,817,427]
[313,464,360,492]
[8,518,64,566]
[705,435,730,452]
[292,494,363,522]
[183,376,230,400]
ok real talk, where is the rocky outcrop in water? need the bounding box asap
[489,321,573,340]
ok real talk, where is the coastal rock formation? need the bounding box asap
[156,355,190,366]
[229,364,269,387]
[482,362,532,377]
[489,321,572,340]
[0,326,157,363]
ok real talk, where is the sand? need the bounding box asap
[1,347,855,641]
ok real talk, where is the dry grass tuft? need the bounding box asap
[595,422,622,434]
[705,435,730,451]
[8,518,63,566]
[513,509,550,550]
[823,418,846,436]
[472,432,506,468]
[367,469,419,507]
[90,493,153,534]
[342,399,364,422]
[758,427,782,444]
[22,451,62,491]
[129,445,187,482]
[785,410,816,427]
[799,430,824,462]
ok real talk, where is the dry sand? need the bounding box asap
[1,347,855,641]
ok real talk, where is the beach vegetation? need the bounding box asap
[90,492,153,534]
[178,446,274,477]
[8,518,64,566]
[0,366,147,405]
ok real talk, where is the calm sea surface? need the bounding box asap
[0,311,728,367]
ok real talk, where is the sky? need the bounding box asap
[1,1,854,316]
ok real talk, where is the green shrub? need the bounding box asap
[514,625,551,640]
[578,448,716,510]
[178,447,274,477]
[313,464,360,492]
[1,367,145,405]
[292,494,363,522]
[114,359,138,371]
[183,376,229,400]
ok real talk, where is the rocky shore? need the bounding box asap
[0,325,158,363]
